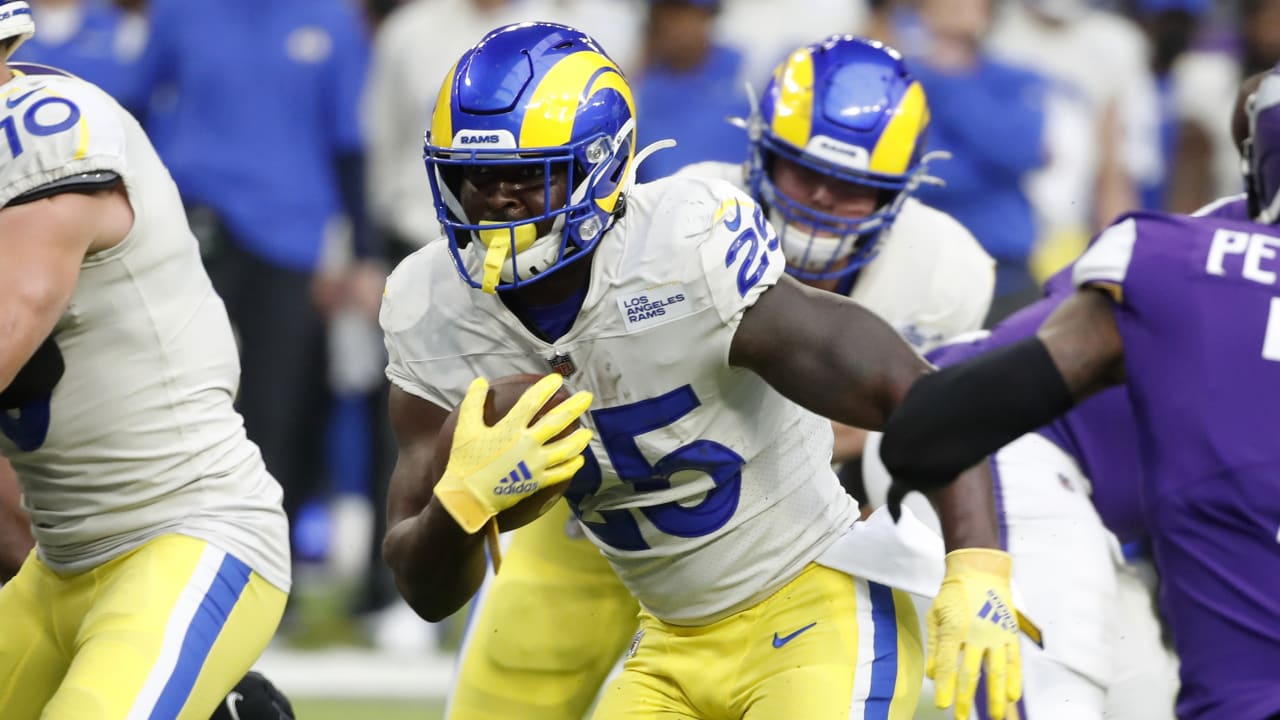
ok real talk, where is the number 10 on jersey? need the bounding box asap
[1,95,80,159]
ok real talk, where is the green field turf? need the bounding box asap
[291,698,444,720]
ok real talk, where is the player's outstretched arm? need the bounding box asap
[729,274,931,429]
[879,287,1126,495]
[382,385,487,622]
[0,186,131,392]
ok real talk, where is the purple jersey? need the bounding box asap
[1193,193,1251,223]
[1074,210,1280,720]
[927,286,1146,545]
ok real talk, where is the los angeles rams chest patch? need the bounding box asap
[615,283,692,332]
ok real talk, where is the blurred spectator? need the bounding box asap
[989,0,1161,237]
[863,0,897,46]
[714,0,863,88]
[1243,0,1280,77]
[909,0,1048,320]
[366,0,642,258]
[632,0,751,182]
[859,0,935,59]
[9,0,146,109]
[1133,0,1241,212]
[545,0,645,73]
[131,0,375,555]
[366,0,539,258]
[363,0,405,29]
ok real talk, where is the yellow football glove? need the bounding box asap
[434,374,593,534]
[927,548,1024,720]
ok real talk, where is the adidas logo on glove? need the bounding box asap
[494,461,538,495]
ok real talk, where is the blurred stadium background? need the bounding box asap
[12,0,1276,714]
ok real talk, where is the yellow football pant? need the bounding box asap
[448,502,638,720]
[593,563,922,720]
[0,534,286,720]
[450,502,922,720]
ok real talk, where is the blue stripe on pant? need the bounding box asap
[865,581,899,720]
[148,554,252,719]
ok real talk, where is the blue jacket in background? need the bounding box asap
[132,0,369,271]
[911,58,1046,280]
[633,45,751,183]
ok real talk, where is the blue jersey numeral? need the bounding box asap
[563,384,745,550]
[0,396,53,451]
[723,200,779,297]
[1,95,81,159]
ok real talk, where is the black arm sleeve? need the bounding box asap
[879,337,1075,494]
[334,151,380,261]
[7,171,122,207]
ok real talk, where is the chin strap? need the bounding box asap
[907,150,951,191]
[624,138,678,190]
[728,81,763,137]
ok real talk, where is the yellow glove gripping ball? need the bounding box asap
[927,548,1027,720]
[434,374,593,534]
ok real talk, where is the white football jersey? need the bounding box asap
[382,175,856,625]
[0,66,289,590]
[678,161,995,352]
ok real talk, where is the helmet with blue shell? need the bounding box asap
[748,35,938,281]
[424,22,638,293]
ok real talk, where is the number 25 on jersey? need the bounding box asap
[563,384,745,551]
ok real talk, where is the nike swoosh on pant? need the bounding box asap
[771,621,818,648]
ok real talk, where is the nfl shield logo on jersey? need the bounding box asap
[547,352,577,377]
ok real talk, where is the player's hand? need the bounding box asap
[926,548,1023,720]
[434,374,593,534]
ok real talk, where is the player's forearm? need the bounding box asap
[383,500,488,622]
[0,194,111,391]
[880,338,1075,494]
[733,279,930,429]
[929,461,1001,553]
[0,288,63,392]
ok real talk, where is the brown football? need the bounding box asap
[434,374,580,532]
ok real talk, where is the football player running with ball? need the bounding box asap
[381,22,1021,720]
[0,3,290,718]
[441,32,1001,720]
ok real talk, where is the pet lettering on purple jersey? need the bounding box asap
[1073,210,1280,720]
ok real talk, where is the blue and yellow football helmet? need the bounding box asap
[0,0,34,62]
[424,22,637,293]
[748,36,935,281]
